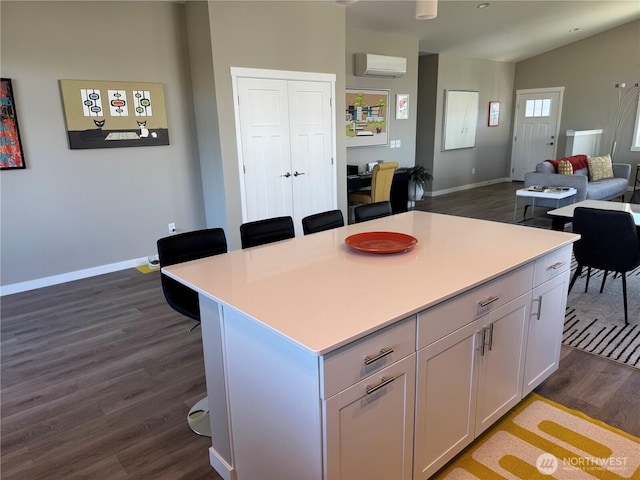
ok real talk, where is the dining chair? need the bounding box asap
[568,207,640,325]
[302,209,344,235]
[240,216,295,249]
[348,161,398,206]
[157,227,228,437]
[354,201,393,223]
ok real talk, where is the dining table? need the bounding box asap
[547,199,640,231]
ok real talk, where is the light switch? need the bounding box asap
[390,140,397,148]
[396,139,401,148]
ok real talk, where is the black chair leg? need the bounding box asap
[584,266,592,293]
[622,272,629,325]
[568,265,582,293]
[600,270,609,293]
[523,204,530,220]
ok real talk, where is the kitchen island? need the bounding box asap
[162,211,578,480]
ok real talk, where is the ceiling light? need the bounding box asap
[569,27,580,33]
[477,3,490,9]
[416,0,437,20]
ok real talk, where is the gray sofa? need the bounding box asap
[523,161,631,209]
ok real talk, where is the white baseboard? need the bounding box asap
[0,257,149,296]
[425,177,511,198]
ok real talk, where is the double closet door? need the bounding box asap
[234,71,336,236]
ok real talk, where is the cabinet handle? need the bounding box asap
[479,296,499,308]
[364,347,394,365]
[548,262,565,270]
[280,172,291,178]
[477,328,487,356]
[293,171,306,177]
[534,295,543,320]
[487,323,494,351]
[366,375,397,395]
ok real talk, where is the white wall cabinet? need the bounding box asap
[233,70,336,236]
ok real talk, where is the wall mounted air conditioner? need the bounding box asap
[354,53,407,78]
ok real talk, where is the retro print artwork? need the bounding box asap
[60,80,169,149]
[1,78,26,170]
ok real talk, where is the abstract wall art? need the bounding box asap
[1,79,26,170]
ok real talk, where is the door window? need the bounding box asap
[525,98,552,118]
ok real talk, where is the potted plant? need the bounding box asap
[402,165,433,205]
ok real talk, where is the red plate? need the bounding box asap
[345,231,418,254]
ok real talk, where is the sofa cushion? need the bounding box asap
[585,177,628,200]
[557,160,573,175]
[588,154,614,182]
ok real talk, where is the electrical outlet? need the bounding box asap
[472,168,476,175]
[168,223,176,233]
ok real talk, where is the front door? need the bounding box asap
[510,88,564,181]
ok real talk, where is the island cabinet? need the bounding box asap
[161,211,578,480]
[413,245,572,479]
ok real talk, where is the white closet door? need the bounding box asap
[288,81,335,231]
[237,77,293,222]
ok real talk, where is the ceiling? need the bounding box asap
[342,0,640,62]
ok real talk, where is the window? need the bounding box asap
[525,98,551,118]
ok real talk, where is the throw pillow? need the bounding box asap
[557,160,573,175]
[588,154,614,182]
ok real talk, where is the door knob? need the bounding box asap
[280,172,291,178]
[294,171,306,177]
[547,142,554,145]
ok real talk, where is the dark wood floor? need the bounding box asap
[2,181,638,479]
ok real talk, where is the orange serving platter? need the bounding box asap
[345,231,418,254]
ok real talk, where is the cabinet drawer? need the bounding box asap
[321,316,416,399]
[533,245,572,287]
[417,263,534,349]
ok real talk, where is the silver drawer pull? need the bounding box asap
[548,262,566,270]
[479,296,499,308]
[366,375,397,395]
[477,328,487,356]
[364,347,394,365]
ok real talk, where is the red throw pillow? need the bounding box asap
[544,155,588,173]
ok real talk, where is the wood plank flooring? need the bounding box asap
[2,181,638,479]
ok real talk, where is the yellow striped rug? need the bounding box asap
[435,393,639,479]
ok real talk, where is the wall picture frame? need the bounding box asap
[345,88,389,147]
[488,100,500,127]
[59,79,170,149]
[1,78,26,170]
[396,93,409,120]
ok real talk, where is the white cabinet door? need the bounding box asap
[288,81,335,227]
[237,77,294,222]
[324,355,415,480]
[522,270,569,396]
[475,294,530,436]
[413,321,480,479]
[237,76,335,235]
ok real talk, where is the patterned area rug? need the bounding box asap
[435,393,640,479]
[563,261,640,369]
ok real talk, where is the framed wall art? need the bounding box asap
[59,79,170,149]
[345,88,389,147]
[443,90,479,150]
[1,78,26,170]
[488,100,500,127]
[396,94,409,120]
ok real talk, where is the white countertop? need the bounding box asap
[548,199,640,225]
[163,211,578,356]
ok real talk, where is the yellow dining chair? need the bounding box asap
[348,161,398,205]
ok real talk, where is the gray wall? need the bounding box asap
[515,20,640,171]
[345,28,419,172]
[416,54,515,194]
[0,1,205,287]
[190,0,346,249]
